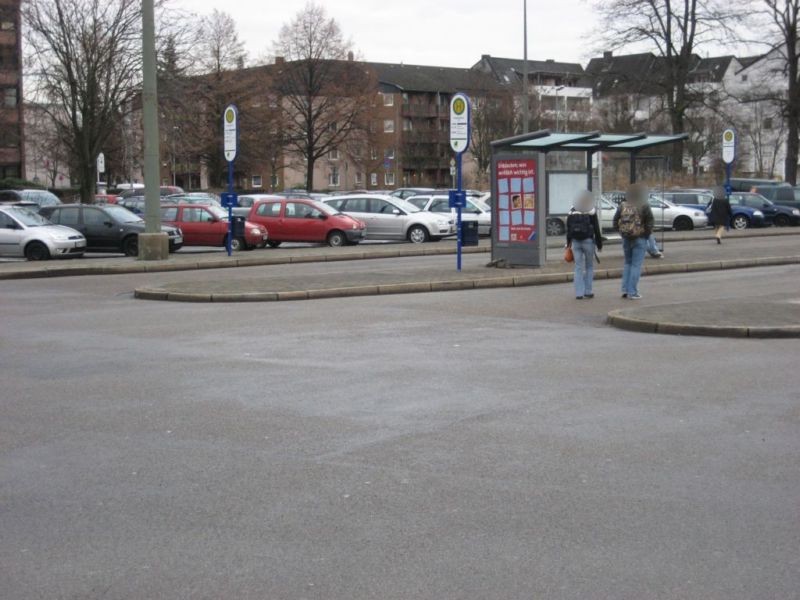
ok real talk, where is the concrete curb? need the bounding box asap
[4,228,800,281]
[132,254,800,304]
[607,310,800,339]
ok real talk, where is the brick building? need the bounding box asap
[0,0,23,180]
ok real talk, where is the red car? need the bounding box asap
[245,196,366,247]
[160,204,267,250]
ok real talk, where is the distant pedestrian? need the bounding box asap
[646,233,663,258]
[566,191,603,300]
[709,185,733,244]
[613,183,654,300]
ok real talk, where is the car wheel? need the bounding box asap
[170,244,182,253]
[266,240,282,248]
[407,225,429,244]
[256,240,268,249]
[546,218,565,236]
[327,230,346,247]
[774,214,790,227]
[24,241,50,261]
[731,215,750,230]
[673,216,693,231]
[229,237,245,252]
[122,236,138,257]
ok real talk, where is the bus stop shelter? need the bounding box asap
[489,130,688,267]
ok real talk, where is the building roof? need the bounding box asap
[690,55,736,83]
[583,52,668,95]
[737,55,764,69]
[367,61,501,94]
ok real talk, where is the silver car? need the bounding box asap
[322,194,456,243]
[406,194,491,236]
[0,205,86,260]
[647,195,708,230]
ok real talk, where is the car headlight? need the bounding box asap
[694,212,702,217]
[754,210,764,216]
[793,209,800,216]
[437,219,449,227]
[249,228,260,236]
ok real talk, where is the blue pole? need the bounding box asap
[456,152,463,272]
[226,160,233,256]
[724,162,732,198]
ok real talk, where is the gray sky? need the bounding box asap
[175,0,601,67]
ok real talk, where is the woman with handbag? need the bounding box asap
[565,191,603,300]
[708,186,733,244]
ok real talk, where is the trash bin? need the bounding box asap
[461,219,479,246]
[231,216,246,237]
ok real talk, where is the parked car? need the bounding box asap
[160,204,267,251]
[40,204,183,256]
[119,185,184,199]
[647,195,708,230]
[406,194,491,236]
[246,197,366,247]
[666,190,767,230]
[752,184,796,207]
[0,205,86,260]
[0,189,62,209]
[94,193,119,204]
[727,192,800,226]
[321,194,456,243]
[234,194,281,218]
[165,192,221,206]
[390,187,435,200]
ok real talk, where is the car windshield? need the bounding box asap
[5,206,52,227]
[314,201,341,216]
[208,206,229,220]
[103,205,144,223]
[391,198,420,213]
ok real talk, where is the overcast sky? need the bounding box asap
[173,0,606,67]
[173,0,753,68]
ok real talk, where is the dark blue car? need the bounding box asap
[728,192,800,227]
[664,190,767,230]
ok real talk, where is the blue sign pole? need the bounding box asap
[456,152,463,271]
[226,161,234,256]
[223,104,239,257]
[449,92,470,272]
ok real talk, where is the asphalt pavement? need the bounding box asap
[1,263,799,599]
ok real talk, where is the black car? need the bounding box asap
[40,204,183,256]
[0,189,62,209]
[728,192,800,227]
[753,185,796,208]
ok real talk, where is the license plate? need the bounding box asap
[174,236,183,244]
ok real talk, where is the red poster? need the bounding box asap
[495,159,537,243]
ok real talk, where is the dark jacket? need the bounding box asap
[566,208,603,250]
[709,196,733,227]
[612,201,655,238]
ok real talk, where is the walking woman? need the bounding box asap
[709,185,733,244]
[566,191,603,299]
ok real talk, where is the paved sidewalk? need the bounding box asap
[2,227,798,280]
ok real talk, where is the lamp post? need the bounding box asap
[555,85,565,131]
[522,0,529,134]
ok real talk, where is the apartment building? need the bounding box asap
[0,0,23,180]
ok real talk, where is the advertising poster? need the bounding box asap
[495,159,537,243]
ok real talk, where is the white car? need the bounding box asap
[322,194,456,243]
[599,197,708,231]
[406,194,491,236]
[0,205,86,260]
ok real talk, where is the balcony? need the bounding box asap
[401,103,442,118]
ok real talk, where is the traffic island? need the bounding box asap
[608,296,800,338]
[134,255,800,305]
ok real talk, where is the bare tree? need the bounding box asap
[470,91,516,187]
[23,0,149,202]
[593,0,739,171]
[195,9,247,75]
[274,2,377,191]
[761,1,800,183]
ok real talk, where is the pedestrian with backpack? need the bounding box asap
[613,183,654,299]
[566,191,603,300]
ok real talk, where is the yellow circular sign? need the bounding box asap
[724,130,734,142]
[453,98,466,115]
[225,109,235,124]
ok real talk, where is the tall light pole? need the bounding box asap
[555,85,565,131]
[139,0,169,259]
[522,0,529,134]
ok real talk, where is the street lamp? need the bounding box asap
[555,85,565,131]
[522,0,529,134]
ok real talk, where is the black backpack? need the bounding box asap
[568,213,593,240]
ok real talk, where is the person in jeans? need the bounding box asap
[566,191,603,300]
[613,183,654,299]
[646,233,662,258]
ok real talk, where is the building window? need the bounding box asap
[0,10,14,31]
[384,147,395,159]
[329,166,340,187]
[252,175,262,188]
[403,119,413,131]
[0,47,17,69]
[3,87,18,108]
[370,173,378,186]
[741,74,748,82]
[763,118,773,130]
[370,147,378,160]
[385,172,395,186]
[382,93,394,107]
[270,174,279,188]
[355,172,363,186]
[328,148,339,160]
[402,93,409,104]
[383,119,395,133]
